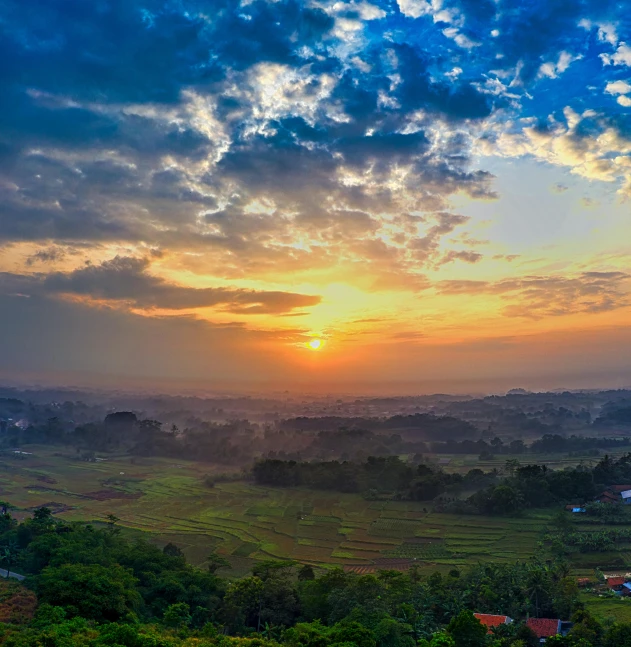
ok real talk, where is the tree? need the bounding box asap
[163,542,184,558]
[374,616,416,647]
[329,621,377,647]
[34,563,141,622]
[207,551,231,574]
[106,514,120,533]
[489,485,524,514]
[163,602,192,628]
[505,459,521,477]
[526,567,551,618]
[446,611,487,647]
[32,507,54,527]
[223,576,265,632]
[298,565,315,581]
[1,541,19,579]
[429,632,456,647]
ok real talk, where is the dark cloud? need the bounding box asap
[438,250,483,265]
[26,246,69,266]
[0,291,306,384]
[0,256,321,315]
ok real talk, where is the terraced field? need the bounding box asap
[0,445,620,577]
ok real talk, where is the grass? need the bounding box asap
[4,444,629,578]
[581,593,631,622]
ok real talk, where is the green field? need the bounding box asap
[2,445,631,588]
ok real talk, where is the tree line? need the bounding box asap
[253,453,631,515]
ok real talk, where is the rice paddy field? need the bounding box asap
[3,445,631,586]
[0,445,554,575]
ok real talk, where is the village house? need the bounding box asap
[605,576,631,595]
[594,485,631,504]
[525,618,571,643]
[474,614,513,634]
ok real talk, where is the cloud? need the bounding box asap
[437,271,631,318]
[539,51,582,79]
[438,250,483,265]
[26,246,69,266]
[605,80,631,95]
[484,107,631,197]
[0,256,322,315]
[0,0,630,390]
[602,42,631,67]
[0,290,309,385]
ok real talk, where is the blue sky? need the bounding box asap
[0,0,630,391]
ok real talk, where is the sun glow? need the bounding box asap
[308,338,322,350]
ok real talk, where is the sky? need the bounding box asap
[0,0,630,393]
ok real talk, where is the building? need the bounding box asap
[526,618,563,643]
[595,485,631,504]
[606,577,626,594]
[474,614,513,634]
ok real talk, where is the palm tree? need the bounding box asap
[526,567,549,618]
[1,541,19,579]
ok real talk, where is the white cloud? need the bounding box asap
[331,1,386,20]
[396,0,432,19]
[601,42,631,67]
[605,80,631,95]
[579,20,619,46]
[442,28,480,49]
[483,107,631,198]
[538,51,582,79]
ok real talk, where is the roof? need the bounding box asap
[608,485,631,492]
[621,490,631,499]
[474,614,510,633]
[526,618,561,638]
[607,577,625,587]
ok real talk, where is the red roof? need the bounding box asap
[608,485,631,492]
[474,613,510,632]
[526,618,561,638]
[607,577,625,588]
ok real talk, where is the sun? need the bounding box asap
[307,338,322,350]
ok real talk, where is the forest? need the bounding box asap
[251,453,631,515]
[0,505,629,647]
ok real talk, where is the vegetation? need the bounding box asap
[0,505,627,647]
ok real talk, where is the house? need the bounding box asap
[577,578,592,588]
[526,618,562,643]
[606,577,626,594]
[595,490,620,504]
[622,583,631,597]
[595,485,631,505]
[474,614,513,633]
